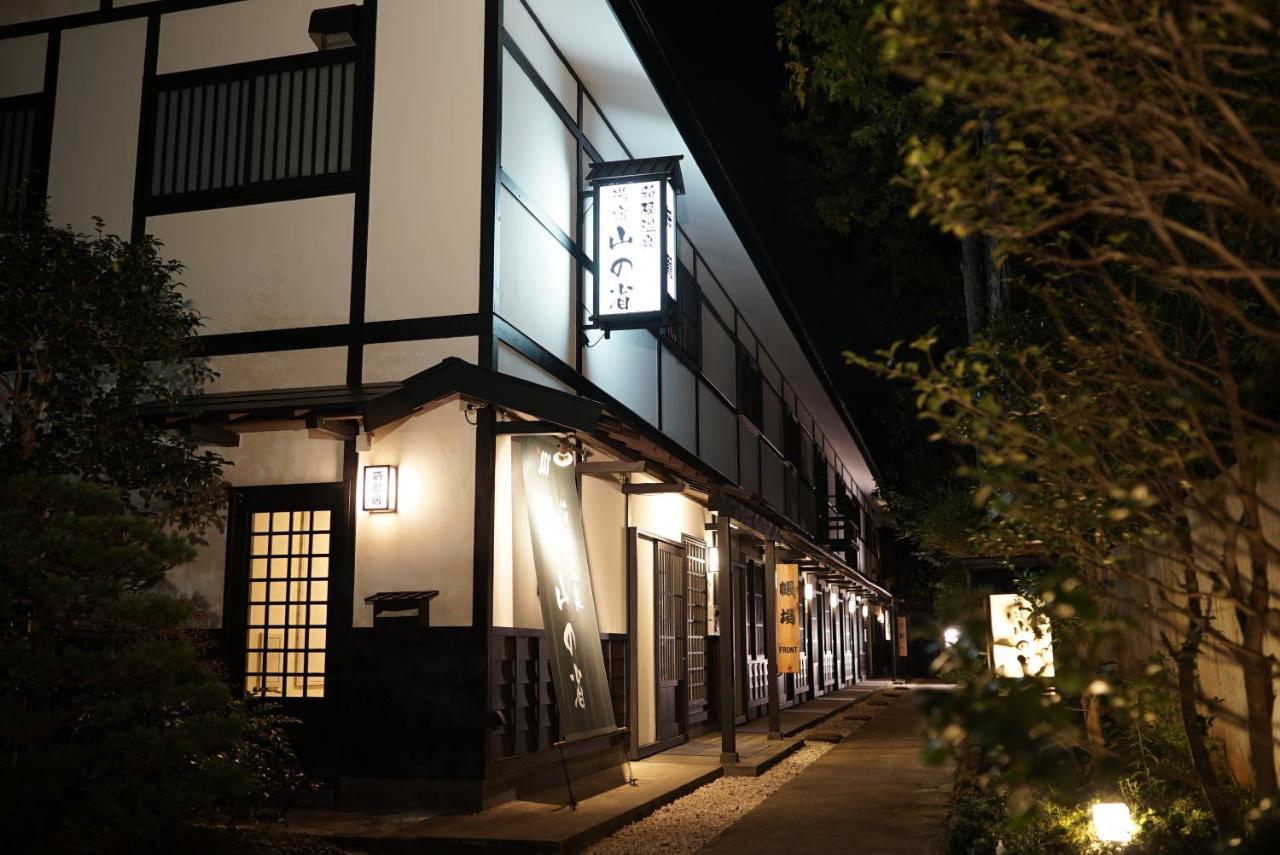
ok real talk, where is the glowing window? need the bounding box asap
[245,509,331,698]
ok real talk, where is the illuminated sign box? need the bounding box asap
[585,156,684,331]
[362,464,397,513]
[988,593,1055,678]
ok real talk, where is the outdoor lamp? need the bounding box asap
[1091,802,1136,843]
[943,626,961,647]
[829,590,839,609]
[804,581,815,601]
[308,4,362,50]
[848,597,857,615]
[362,464,397,513]
[862,603,869,618]
[553,439,575,468]
[585,156,685,331]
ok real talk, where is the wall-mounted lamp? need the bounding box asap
[862,603,869,618]
[943,626,961,647]
[829,590,839,609]
[803,581,815,601]
[553,439,575,468]
[362,464,397,513]
[848,597,857,615]
[308,4,363,50]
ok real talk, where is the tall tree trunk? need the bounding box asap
[980,114,1007,322]
[960,235,985,342]
[1237,537,1278,798]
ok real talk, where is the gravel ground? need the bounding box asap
[585,696,892,855]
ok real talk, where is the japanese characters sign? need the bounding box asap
[597,179,664,321]
[517,437,617,742]
[776,563,800,674]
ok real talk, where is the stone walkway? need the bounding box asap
[700,687,952,855]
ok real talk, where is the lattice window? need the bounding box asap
[244,509,330,698]
[148,51,357,207]
[656,543,684,684]
[684,538,707,704]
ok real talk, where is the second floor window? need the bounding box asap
[664,262,702,366]
[736,347,763,428]
[1,94,50,214]
[146,50,359,213]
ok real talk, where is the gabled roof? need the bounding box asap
[584,155,685,193]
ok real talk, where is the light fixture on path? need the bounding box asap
[1091,802,1136,843]
[362,464,397,513]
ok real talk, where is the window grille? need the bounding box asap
[736,347,764,428]
[684,538,707,704]
[148,51,357,209]
[656,543,684,684]
[244,509,330,699]
[0,95,45,213]
[665,263,702,366]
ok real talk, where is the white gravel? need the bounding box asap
[585,697,890,855]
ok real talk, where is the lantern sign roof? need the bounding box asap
[585,155,684,194]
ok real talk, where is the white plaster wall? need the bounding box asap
[157,0,359,74]
[583,328,658,426]
[353,404,477,627]
[702,305,736,405]
[148,195,354,334]
[636,535,655,746]
[497,342,574,393]
[364,0,483,321]
[698,382,737,481]
[46,19,145,235]
[362,337,477,384]
[0,0,95,27]
[165,430,345,627]
[582,474,626,634]
[496,185,575,364]
[503,0,574,116]
[0,33,47,98]
[660,346,696,453]
[582,98,625,161]
[739,422,760,494]
[492,435,515,628]
[630,490,707,547]
[206,347,347,393]
[500,49,576,238]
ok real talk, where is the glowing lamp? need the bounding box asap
[848,597,857,615]
[943,626,961,647]
[553,440,575,468]
[862,604,869,618]
[362,464,397,513]
[804,581,815,601]
[829,590,839,609]
[1091,802,1136,843]
[585,156,684,330]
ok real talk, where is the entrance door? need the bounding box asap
[654,541,686,742]
[683,537,709,729]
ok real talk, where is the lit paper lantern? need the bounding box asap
[362,464,397,513]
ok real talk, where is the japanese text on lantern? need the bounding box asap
[598,180,662,317]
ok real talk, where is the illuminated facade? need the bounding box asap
[0,0,897,810]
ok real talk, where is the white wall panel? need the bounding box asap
[676,227,694,272]
[630,491,706,547]
[582,97,625,161]
[0,0,95,27]
[583,327,657,426]
[497,342,574,393]
[698,382,737,481]
[660,345,695,452]
[207,347,347,393]
[701,304,735,405]
[503,0,574,116]
[363,337,476,383]
[365,0,483,322]
[158,0,358,74]
[47,19,144,235]
[354,404,476,627]
[0,34,47,98]
[762,445,785,512]
[582,474,626,635]
[496,186,574,363]
[500,50,576,238]
[148,195,354,334]
[762,383,784,450]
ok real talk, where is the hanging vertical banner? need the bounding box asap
[516,437,617,742]
[776,562,800,674]
[896,615,908,658]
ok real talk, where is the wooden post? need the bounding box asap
[763,541,781,740]
[625,526,639,760]
[716,513,737,763]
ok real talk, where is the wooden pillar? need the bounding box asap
[763,541,781,740]
[716,513,737,763]
[625,526,639,760]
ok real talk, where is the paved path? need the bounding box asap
[700,687,952,855]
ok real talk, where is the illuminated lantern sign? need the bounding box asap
[362,464,397,513]
[585,155,684,330]
[988,593,1055,678]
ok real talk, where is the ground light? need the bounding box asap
[1091,802,1136,844]
[943,626,960,647]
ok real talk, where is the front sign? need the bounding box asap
[517,437,617,742]
[775,562,800,674]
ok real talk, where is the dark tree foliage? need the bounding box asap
[0,212,300,849]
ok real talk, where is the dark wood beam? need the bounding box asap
[620,480,686,495]
[494,419,562,435]
[764,540,781,740]
[717,513,736,764]
[189,423,240,447]
[306,415,358,441]
[578,459,645,475]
